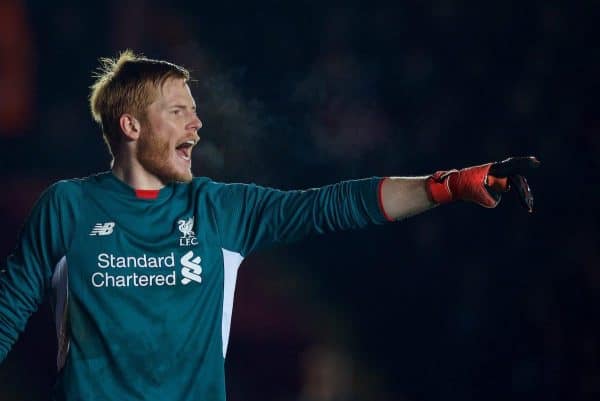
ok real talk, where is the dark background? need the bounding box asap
[0,1,598,400]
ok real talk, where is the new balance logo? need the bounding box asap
[89,222,115,236]
[180,251,202,285]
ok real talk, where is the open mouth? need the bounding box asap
[175,140,195,161]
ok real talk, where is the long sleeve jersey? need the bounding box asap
[0,171,388,401]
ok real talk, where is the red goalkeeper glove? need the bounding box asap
[426,156,540,212]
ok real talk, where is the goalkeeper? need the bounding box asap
[0,51,539,401]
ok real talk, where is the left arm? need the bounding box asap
[210,156,539,256]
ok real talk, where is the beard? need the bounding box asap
[136,126,193,184]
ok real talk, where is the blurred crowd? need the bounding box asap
[0,1,597,400]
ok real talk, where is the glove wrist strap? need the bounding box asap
[426,163,500,208]
[426,170,457,204]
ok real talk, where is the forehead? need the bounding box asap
[153,77,195,107]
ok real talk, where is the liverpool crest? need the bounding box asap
[178,217,198,246]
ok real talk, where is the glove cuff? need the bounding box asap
[426,163,501,208]
[426,170,457,204]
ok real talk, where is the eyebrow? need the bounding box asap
[169,104,197,111]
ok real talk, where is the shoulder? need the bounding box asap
[189,176,213,188]
[26,176,86,221]
[175,177,267,203]
[38,172,116,210]
[182,177,257,204]
[47,176,87,202]
[184,176,231,195]
[30,176,83,203]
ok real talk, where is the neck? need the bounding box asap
[111,156,165,190]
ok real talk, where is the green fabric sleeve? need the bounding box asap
[0,182,76,362]
[210,177,388,257]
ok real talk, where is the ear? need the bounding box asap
[119,113,141,140]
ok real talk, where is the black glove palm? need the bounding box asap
[487,156,540,212]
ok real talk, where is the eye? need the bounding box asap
[171,109,182,115]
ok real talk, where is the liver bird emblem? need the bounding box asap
[178,217,195,238]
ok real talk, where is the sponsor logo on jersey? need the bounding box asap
[89,222,115,236]
[90,251,204,288]
[178,217,198,246]
[180,251,202,284]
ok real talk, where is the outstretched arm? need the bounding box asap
[211,156,539,256]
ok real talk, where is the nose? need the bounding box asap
[188,114,203,132]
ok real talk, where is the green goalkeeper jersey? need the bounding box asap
[0,171,388,401]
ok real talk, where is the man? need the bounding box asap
[0,51,539,401]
